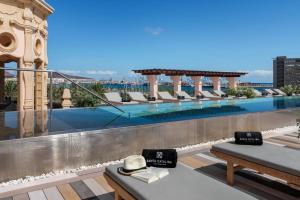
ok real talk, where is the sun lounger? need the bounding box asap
[200,91,221,100]
[175,91,196,100]
[158,91,189,102]
[175,91,209,101]
[211,142,300,188]
[253,89,263,97]
[104,92,139,105]
[127,92,163,104]
[104,163,257,200]
[272,89,287,96]
[265,89,282,96]
[213,90,234,99]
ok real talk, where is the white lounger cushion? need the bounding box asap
[127,92,148,101]
[201,91,221,99]
[213,90,226,97]
[273,89,286,96]
[106,163,257,200]
[176,91,195,99]
[104,92,138,104]
[104,92,122,102]
[212,142,300,177]
[128,92,163,103]
[158,91,177,100]
[253,89,262,97]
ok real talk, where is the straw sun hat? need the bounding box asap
[118,155,147,176]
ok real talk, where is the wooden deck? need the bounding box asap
[1,133,300,200]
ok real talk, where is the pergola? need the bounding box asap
[133,69,247,98]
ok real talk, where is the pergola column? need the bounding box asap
[147,75,158,98]
[226,77,238,89]
[191,76,203,96]
[0,62,4,103]
[210,77,221,91]
[170,76,181,95]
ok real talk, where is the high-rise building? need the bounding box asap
[273,56,300,88]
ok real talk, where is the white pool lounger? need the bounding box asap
[200,91,222,100]
[175,91,210,101]
[158,91,190,102]
[213,90,234,99]
[273,89,287,96]
[104,92,139,105]
[127,92,163,104]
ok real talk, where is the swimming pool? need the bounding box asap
[1,96,300,140]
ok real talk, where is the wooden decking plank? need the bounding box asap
[264,140,286,146]
[195,152,225,164]
[83,178,107,196]
[198,163,296,200]
[178,156,207,169]
[13,193,29,200]
[285,133,300,138]
[57,184,81,200]
[276,135,300,145]
[43,187,64,200]
[94,176,114,193]
[267,138,300,150]
[27,190,47,200]
[70,181,95,200]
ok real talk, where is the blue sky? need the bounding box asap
[46,0,300,82]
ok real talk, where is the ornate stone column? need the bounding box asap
[147,75,158,98]
[210,77,221,91]
[226,77,237,89]
[21,4,35,111]
[170,76,181,96]
[42,21,49,110]
[191,76,203,97]
[0,62,4,103]
[35,61,48,110]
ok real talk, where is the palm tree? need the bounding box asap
[4,80,17,101]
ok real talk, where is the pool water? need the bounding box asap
[1,96,300,140]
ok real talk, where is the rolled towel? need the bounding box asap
[177,96,185,100]
[234,132,263,145]
[147,96,156,101]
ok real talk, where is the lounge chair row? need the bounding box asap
[105,140,300,200]
[104,90,247,105]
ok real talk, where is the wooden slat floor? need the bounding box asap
[1,133,300,200]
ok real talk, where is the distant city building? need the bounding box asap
[48,72,96,84]
[239,82,273,88]
[273,56,300,88]
[4,72,16,81]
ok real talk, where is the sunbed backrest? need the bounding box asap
[201,91,215,98]
[104,92,122,102]
[158,91,175,99]
[128,92,147,101]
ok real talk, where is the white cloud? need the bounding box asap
[85,70,116,75]
[58,70,81,74]
[144,26,164,36]
[243,69,272,78]
[57,70,117,76]
[239,69,273,83]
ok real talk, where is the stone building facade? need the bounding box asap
[0,0,54,111]
[273,56,300,88]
